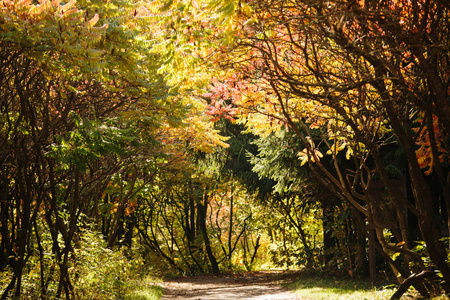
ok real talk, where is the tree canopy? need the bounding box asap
[1,0,449,299]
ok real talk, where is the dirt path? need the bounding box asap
[160,271,301,300]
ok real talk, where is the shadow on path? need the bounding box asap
[160,271,301,300]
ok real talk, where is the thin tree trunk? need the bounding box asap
[368,229,376,285]
[228,188,234,268]
[198,195,219,273]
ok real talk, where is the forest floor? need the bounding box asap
[160,270,301,300]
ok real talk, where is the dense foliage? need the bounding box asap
[1,0,449,299]
[200,0,450,298]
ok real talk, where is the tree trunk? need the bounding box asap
[322,205,336,269]
[228,190,234,268]
[352,208,367,278]
[198,196,219,273]
[368,229,376,285]
[390,270,438,300]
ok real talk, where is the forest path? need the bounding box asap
[160,270,301,299]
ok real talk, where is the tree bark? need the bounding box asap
[390,270,438,300]
[198,195,220,273]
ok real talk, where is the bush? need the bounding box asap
[0,228,161,299]
[72,230,147,299]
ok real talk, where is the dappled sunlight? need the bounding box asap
[290,277,415,300]
[161,272,300,299]
[1,0,449,299]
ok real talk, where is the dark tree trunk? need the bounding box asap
[352,208,368,278]
[390,270,439,300]
[197,197,219,273]
[322,201,336,269]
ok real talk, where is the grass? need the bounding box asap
[124,275,164,300]
[288,276,448,300]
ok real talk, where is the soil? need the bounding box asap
[160,270,302,300]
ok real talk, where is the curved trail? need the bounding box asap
[160,271,301,300]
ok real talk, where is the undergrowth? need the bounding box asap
[0,229,163,300]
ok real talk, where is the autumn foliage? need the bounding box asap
[1,0,449,299]
[198,0,450,297]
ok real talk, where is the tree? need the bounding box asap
[0,0,228,297]
[198,0,449,297]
